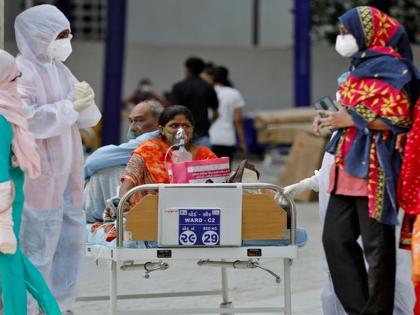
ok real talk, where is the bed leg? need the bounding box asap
[220,265,234,314]
[284,258,292,315]
[110,260,117,315]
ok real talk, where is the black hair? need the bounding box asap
[185,57,205,76]
[158,105,195,127]
[213,66,233,87]
[203,62,215,76]
[139,78,151,85]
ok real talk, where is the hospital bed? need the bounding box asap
[80,182,306,315]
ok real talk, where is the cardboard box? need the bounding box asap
[254,108,316,130]
[257,123,314,144]
[254,108,317,146]
[278,131,327,202]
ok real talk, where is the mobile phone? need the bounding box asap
[313,96,338,112]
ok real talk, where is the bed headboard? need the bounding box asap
[125,193,287,242]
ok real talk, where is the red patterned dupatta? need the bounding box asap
[337,75,411,223]
[326,6,416,225]
[399,100,420,216]
[397,54,420,249]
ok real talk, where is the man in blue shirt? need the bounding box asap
[84,100,163,222]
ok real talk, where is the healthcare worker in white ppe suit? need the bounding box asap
[14,4,101,314]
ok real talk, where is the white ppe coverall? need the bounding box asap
[14,4,101,313]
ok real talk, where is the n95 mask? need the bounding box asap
[335,34,358,57]
[48,36,72,62]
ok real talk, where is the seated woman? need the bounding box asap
[119,104,217,204]
[91,105,217,242]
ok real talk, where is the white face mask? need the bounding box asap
[335,34,359,57]
[48,36,72,62]
[139,84,152,93]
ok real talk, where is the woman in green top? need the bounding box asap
[0,50,60,314]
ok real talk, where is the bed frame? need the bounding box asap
[81,183,298,315]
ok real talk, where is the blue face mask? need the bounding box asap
[127,129,137,140]
[337,71,350,86]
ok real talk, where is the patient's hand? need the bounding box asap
[105,225,116,242]
[91,222,103,233]
[103,206,115,222]
[103,198,132,222]
[90,222,116,242]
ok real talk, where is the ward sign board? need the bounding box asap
[158,186,242,247]
[179,208,221,246]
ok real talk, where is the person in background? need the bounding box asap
[83,100,163,223]
[14,5,101,314]
[123,78,166,110]
[319,6,417,314]
[201,61,215,84]
[209,66,247,162]
[171,56,219,147]
[0,49,61,315]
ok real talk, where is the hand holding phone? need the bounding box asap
[313,96,338,112]
[317,101,354,130]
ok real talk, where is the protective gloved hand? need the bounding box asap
[73,81,95,112]
[0,181,16,254]
[283,175,319,197]
[75,81,94,99]
[278,174,319,207]
[73,94,94,112]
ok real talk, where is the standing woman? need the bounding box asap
[0,50,60,314]
[319,6,419,314]
[209,66,247,161]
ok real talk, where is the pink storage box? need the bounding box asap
[169,157,230,183]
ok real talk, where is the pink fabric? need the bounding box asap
[0,50,40,178]
[329,163,368,197]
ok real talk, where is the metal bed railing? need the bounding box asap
[116,182,296,247]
